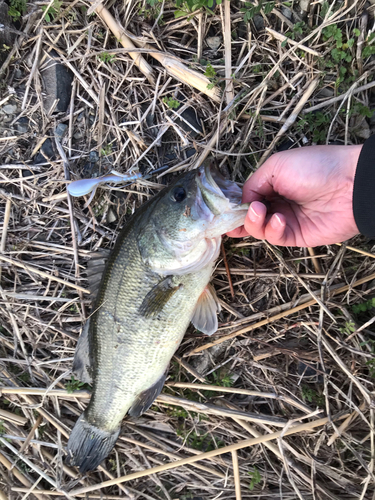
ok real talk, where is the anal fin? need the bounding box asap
[139,277,183,318]
[72,319,93,384]
[128,374,166,417]
[191,284,221,336]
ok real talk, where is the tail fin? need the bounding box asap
[66,414,120,472]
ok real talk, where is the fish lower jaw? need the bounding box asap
[204,210,249,239]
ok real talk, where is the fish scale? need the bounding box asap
[88,250,213,430]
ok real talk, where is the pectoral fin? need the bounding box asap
[128,374,166,417]
[191,285,221,336]
[139,277,183,318]
[72,320,93,384]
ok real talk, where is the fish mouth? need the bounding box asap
[196,163,244,216]
[204,164,243,205]
[193,163,249,238]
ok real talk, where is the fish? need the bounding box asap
[66,163,249,472]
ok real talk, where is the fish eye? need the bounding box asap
[173,187,187,203]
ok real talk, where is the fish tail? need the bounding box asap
[66,413,120,472]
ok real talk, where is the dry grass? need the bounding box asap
[0,0,375,499]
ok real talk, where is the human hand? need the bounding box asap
[228,145,362,247]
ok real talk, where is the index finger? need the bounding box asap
[242,159,277,203]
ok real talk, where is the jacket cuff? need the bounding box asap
[353,135,375,238]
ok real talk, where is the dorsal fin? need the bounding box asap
[86,249,111,299]
[72,319,93,384]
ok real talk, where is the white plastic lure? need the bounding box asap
[67,170,142,198]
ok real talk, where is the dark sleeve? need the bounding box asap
[353,135,375,238]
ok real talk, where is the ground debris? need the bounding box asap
[0,0,374,499]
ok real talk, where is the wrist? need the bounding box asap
[353,136,375,238]
[345,144,363,182]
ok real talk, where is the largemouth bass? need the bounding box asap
[66,163,248,472]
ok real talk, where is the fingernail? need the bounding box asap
[249,203,261,222]
[270,214,284,230]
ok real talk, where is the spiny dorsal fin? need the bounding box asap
[86,249,111,299]
[191,284,221,336]
[138,277,183,318]
[128,373,167,417]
